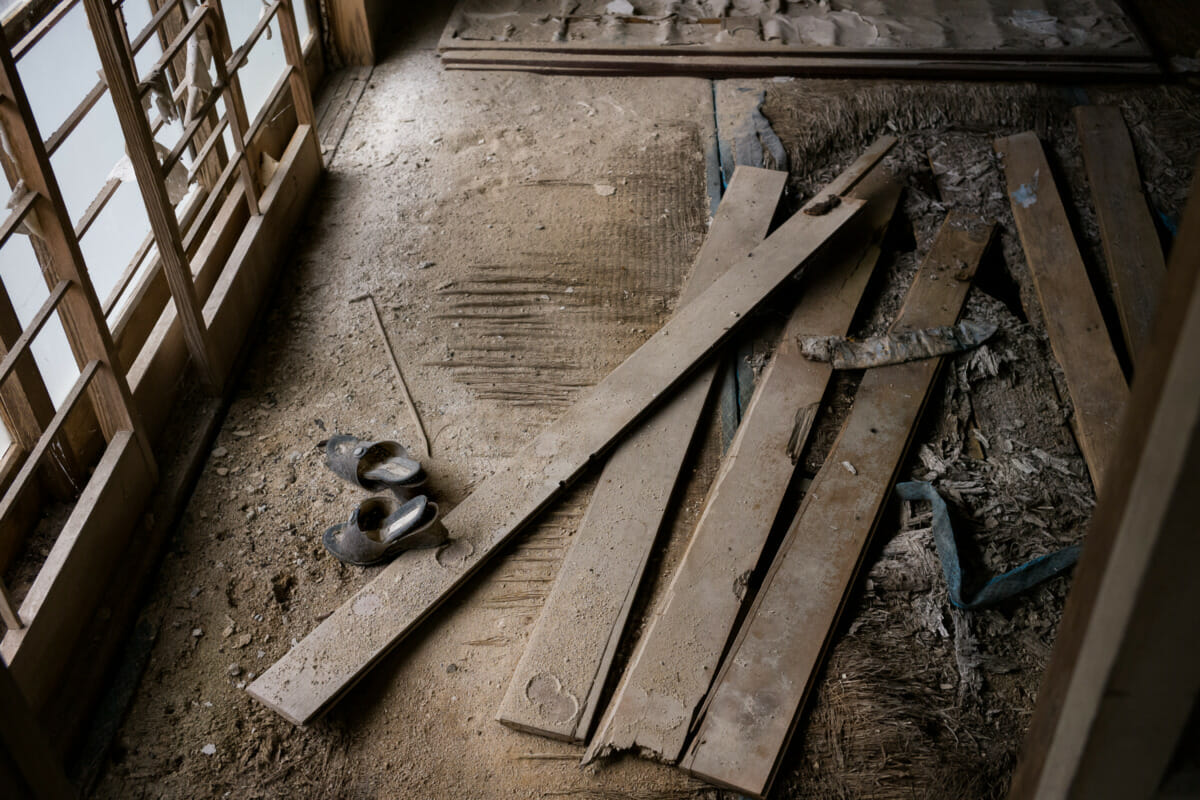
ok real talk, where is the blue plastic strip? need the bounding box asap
[895,481,1081,609]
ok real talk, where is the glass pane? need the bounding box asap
[0,236,81,409]
[16,2,102,137]
[50,95,127,225]
[108,241,159,325]
[79,181,153,306]
[294,1,310,43]
[225,3,288,125]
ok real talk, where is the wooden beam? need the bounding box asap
[438,49,1160,79]
[497,166,788,743]
[0,430,153,711]
[681,212,993,799]
[325,0,388,66]
[1073,105,1166,367]
[131,124,317,440]
[996,132,1128,491]
[150,0,227,193]
[82,0,223,394]
[208,0,262,215]
[278,0,318,130]
[249,179,869,726]
[586,168,902,765]
[1008,163,1200,800]
[438,16,1153,61]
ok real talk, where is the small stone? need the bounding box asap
[232,430,252,438]
[192,628,203,638]
[234,633,253,649]
[593,184,616,196]
[417,260,435,269]
[216,467,229,477]
[841,461,858,475]
[446,663,458,674]
[534,224,545,231]
[228,664,242,677]
[212,447,228,458]
[221,625,235,638]
[201,744,217,756]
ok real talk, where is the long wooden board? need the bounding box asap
[0,431,153,710]
[584,168,901,764]
[996,132,1128,491]
[248,157,874,726]
[496,166,787,742]
[680,212,993,799]
[1008,164,1200,800]
[439,50,1159,79]
[1074,105,1166,366]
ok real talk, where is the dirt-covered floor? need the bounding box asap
[92,6,1199,800]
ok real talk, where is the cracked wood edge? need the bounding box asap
[584,169,902,764]
[680,211,993,799]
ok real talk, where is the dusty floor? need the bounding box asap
[91,6,1199,800]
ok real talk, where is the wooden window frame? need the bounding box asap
[0,0,322,719]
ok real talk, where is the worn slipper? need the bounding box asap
[322,495,448,566]
[325,434,426,497]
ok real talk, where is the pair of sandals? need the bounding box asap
[322,435,448,566]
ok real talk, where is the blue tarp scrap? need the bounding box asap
[895,481,1081,610]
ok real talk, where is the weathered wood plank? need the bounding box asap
[681,212,993,799]
[996,132,1128,490]
[1074,105,1166,366]
[585,169,901,765]
[439,49,1159,79]
[1008,163,1200,800]
[249,168,872,726]
[496,166,787,743]
[0,431,152,710]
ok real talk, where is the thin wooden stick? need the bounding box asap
[350,293,430,458]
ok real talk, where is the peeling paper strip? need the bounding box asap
[797,320,998,369]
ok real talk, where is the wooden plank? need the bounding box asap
[278,0,318,130]
[437,10,1153,60]
[1008,163,1200,800]
[316,66,371,163]
[326,0,389,66]
[1074,105,1166,366]
[249,172,870,727]
[130,126,316,441]
[0,430,153,710]
[680,212,993,799]
[996,132,1128,491]
[585,169,901,765]
[496,166,788,743]
[210,0,262,215]
[114,158,248,371]
[439,49,1160,79]
[82,0,222,393]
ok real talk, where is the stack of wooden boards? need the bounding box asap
[249,107,1164,798]
[437,0,1160,78]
